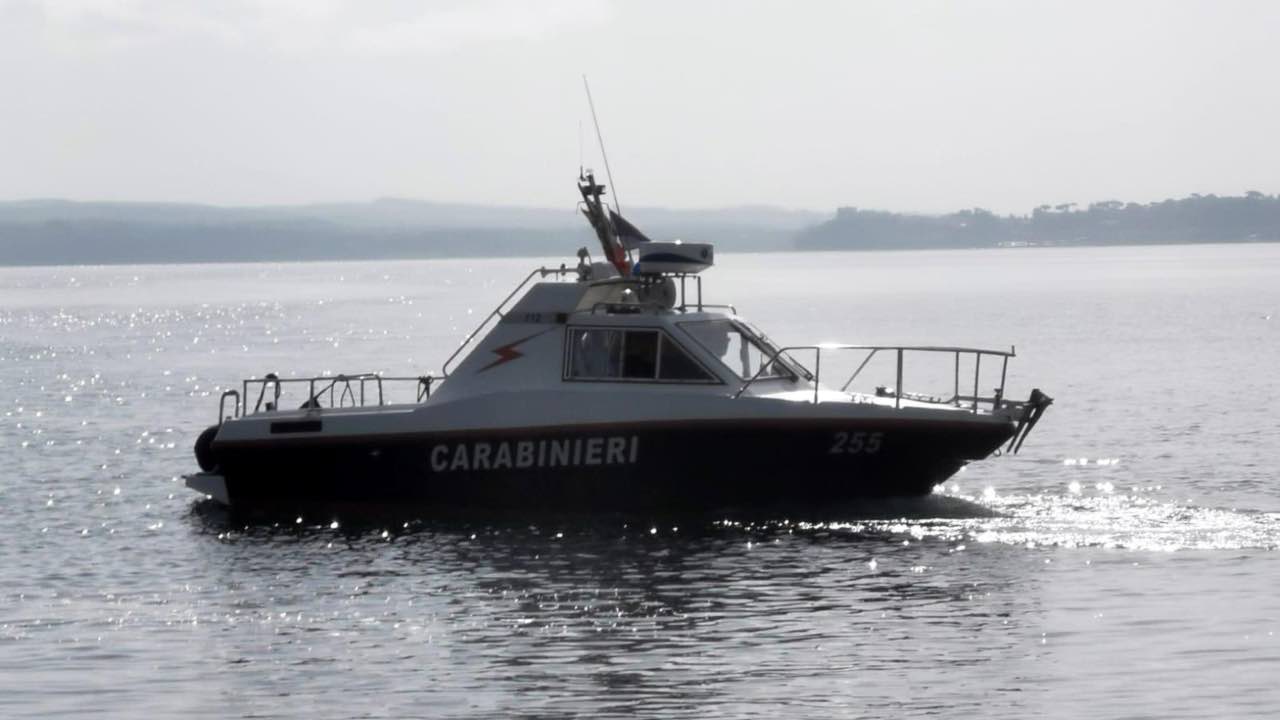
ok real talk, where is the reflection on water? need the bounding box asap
[169,505,1049,718]
[192,486,1280,554]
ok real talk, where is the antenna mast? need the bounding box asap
[582,75,621,215]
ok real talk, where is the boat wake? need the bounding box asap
[788,490,1280,552]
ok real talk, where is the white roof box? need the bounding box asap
[634,241,715,275]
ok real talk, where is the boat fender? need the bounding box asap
[194,425,221,472]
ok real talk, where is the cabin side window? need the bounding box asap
[568,329,623,378]
[567,328,716,383]
[622,330,659,379]
[658,334,713,380]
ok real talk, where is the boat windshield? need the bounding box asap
[679,319,801,381]
[739,321,813,381]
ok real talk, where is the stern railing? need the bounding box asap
[216,373,436,424]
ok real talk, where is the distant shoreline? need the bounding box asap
[3,238,1278,272]
[2,192,1275,267]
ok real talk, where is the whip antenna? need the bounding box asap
[582,75,621,215]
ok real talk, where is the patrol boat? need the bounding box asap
[187,173,1051,516]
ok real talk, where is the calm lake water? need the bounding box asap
[1,244,1278,718]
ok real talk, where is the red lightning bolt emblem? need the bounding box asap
[478,329,552,372]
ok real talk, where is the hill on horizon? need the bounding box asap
[797,191,1280,250]
[2,192,1278,266]
[0,198,826,266]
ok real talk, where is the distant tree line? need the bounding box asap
[0,199,813,266]
[0,220,802,266]
[795,192,1280,250]
[2,192,1278,266]
[0,221,589,266]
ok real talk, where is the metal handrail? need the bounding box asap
[733,344,1016,410]
[441,266,575,376]
[588,300,668,315]
[584,299,738,317]
[218,390,240,425]
[677,274,706,311]
[679,302,738,314]
[224,373,438,419]
[253,373,282,413]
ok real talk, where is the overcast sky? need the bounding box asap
[2,0,1278,213]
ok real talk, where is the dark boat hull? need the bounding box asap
[209,418,1015,518]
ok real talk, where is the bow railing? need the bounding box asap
[734,344,1017,411]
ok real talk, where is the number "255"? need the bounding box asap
[829,431,883,455]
